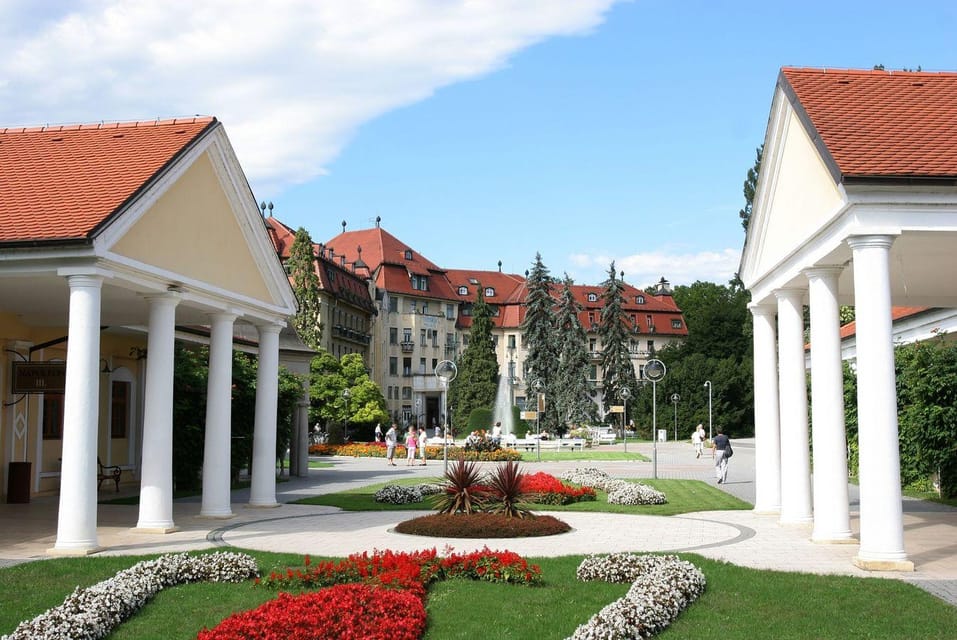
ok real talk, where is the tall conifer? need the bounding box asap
[554,274,597,429]
[449,287,499,430]
[288,228,323,350]
[521,253,559,432]
[598,262,639,421]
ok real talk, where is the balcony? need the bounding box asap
[400,341,415,353]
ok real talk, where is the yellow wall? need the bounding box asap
[111,153,273,303]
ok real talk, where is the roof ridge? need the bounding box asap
[1,116,216,135]
[782,66,957,78]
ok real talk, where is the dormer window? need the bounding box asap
[587,292,598,302]
[458,286,468,295]
[469,278,479,285]
[485,287,495,297]
[671,319,682,329]
[636,295,645,304]
[404,249,413,260]
[411,274,429,291]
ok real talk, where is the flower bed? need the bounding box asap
[568,553,706,639]
[559,467,667,506]
[394,512,571,537]
[309,442,521,462]
[374,483,444,504]
[520,471,597,505]
[2,552,258,640]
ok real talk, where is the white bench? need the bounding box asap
[509,438,584,452]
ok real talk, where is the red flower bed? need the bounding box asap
[520,472,597,505]
[197,583,426,640]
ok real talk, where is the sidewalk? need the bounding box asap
[2,443,956,606]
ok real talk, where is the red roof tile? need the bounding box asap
[0,117,217,243]
[838,306,929,340]
[780,68,957,180]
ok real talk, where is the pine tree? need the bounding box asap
[520,253,559,432]
[449,287,499,431]
[288,227,323,350]
[554,274,598,430]
[598,263,639,421]
[739,144,763,232]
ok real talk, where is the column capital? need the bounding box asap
[803,265,844,281]
[846,234,896,251]
[63,273,105,289]
[143,291,182,306]
[207,312,238,324]
[774,288,805,303]
[748,302,776,318]
[255,322,284,336]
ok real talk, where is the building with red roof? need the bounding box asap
[0,117,300,554]
[741,67,957,572]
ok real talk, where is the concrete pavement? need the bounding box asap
[1,439,955,606]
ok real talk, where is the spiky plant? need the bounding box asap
[485,460,532,519]
[431,459,488,515]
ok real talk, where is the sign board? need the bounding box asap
[609,405,625,413]
[12,362,66,394]
[520,411,538,420]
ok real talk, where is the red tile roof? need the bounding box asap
[838,306,929,340]
[446,268,527,330]
[780,68,957,180]
[0,117,217,243]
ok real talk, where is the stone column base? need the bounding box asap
[811,535,857,545]
[852,556,915,572]
[47,545,102,557]
[132,525,180,534]
[246,502,281,509]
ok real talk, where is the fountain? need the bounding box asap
[491,374,516,436]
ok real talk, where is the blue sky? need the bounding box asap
[3,1,956,288]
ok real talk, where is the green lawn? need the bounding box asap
[3,551,955,640]
[293,477,751,515]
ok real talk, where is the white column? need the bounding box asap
[750,303,781,514]
[52,275,103,555]
[805,267,853,543]
[847,235,913,570]
[200,313,236,518]
[249,323,282,507]
[135,293,180,532]
[297,393,310,477]
[775,288,813,524]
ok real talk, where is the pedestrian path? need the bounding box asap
[1,443,955,606]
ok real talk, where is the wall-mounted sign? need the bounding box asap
[609,405,625,413]
[520,410,538,420]
[12,362,66,394]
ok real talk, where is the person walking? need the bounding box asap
[406,427,418,466]
[692,423,706,459]
[711,429,732,484]
[385,423,398,466]
[418,427,428,466]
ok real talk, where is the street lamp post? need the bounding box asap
[671,393,680,442]
[703,381,713,442]
[533,379,545,462]
[619,386,630,454]
[435,360,457,475]
[341,388,351,442]
[644,359,667,479]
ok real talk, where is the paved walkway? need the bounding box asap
[2,439,956,606]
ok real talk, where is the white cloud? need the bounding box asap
[0,0,620,192]
[566,248,742,289]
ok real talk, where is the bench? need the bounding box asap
[509,438,585,452]
[97,457,122,492]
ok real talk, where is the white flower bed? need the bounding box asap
[568,554,705,639]
[560,468,667,505]
[373,483,443,504]
[2,551,258,640]
[604,480,667,506]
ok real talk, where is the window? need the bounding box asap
[507,334,516,349]
[587,312,595,325]
[469,278,479,285]
[431,330,439,347]
[636,295,645,304]
[42,393,64,440]
[458,286,468,295]
[647,340,655,353]
[403,358,412,376]
[671,319,682,329]
[389,357,398,376]
[389,327,398,344]
[419,358,427,374]
[484,287,495,297]
[408,300,416,313]
[432,358,438,371]
[421,302,428,315]
[402,386,413,399]
[388,296,398,312]
[404,249,413,260]
[646,315,653,328]
[588,365,598,381]
[446,332,454,347]
[411,274,429,291]
[446,304,454,320]
[589,338,597,353]
[587,292,598,302]
[111,381,130,438]
[403,328,412,343]
[420,329,427,346]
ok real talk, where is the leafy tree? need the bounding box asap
[521,253,559,431]
[598,263,639,430]
[288,227,323,350]
[311,352,387,443]
[450,287,499,430]
[309,349,348,442]
[553,274,597,430]
[276,366,305,473]
[671,280,752,360]
[740,145,763,232]
[172,344,209,490]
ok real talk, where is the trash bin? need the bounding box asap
[657,429,667,443]
[6,461,31,503]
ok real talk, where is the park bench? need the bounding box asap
[97,457,122,492]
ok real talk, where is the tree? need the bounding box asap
[521,253,559,431]
[450,287,499,430]
[598,263,639,423]
[671,280,752,361]
[288,227,323,350]
[553,274,597,430]
[740,145,763,232]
